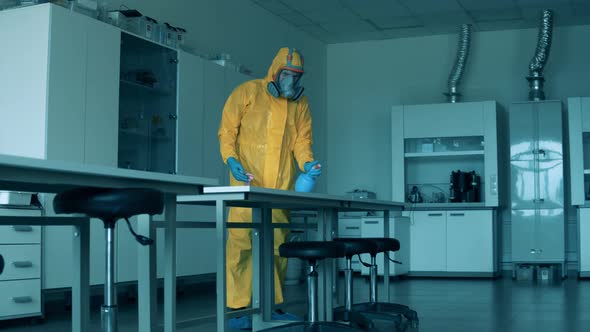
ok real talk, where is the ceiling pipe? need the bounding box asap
[445,24,472,103]
[527,9,553,101]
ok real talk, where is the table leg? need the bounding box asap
[216,200,227,332]
[71,221,90,332]
[164,194,177,332]
[324,208,337,321]
[383,209,390,303]
[138,214,157,332]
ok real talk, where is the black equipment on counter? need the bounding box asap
[408,186,423,204]
[450,170,480,203]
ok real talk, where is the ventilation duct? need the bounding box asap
[445,24,472,103]
[527,9,553,101]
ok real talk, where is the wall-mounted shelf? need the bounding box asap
[404,151,484,158]
[584,169,590,175]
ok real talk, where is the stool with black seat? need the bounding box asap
[331,238,381,330]
[260,241,362,332]
[349,238,418,328]
[53,187,164,332]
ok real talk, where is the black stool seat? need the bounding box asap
[279,241,346,260]
[53,187,164,221]
[362,238,400,254]
[333,238,378,257]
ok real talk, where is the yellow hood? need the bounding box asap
[265,47,304,82]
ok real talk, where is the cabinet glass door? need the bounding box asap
[509,103,535,161]
[510,160,536,209]
[537,160,564,208]
[536,102,563,161]
[118,32,178,173]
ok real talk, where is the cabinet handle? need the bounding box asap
[533,198,545,203]
[345,226,360,230]
[530,249,536,254]
[449,213,465,217]
[13,261,33,268]
[364,221,379,224]
[12,296,32,304]
[427,213,443,217]
[12,226,33,232]
[0,254,4,275]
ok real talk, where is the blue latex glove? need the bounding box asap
[304,160,322,177]
[227,157,250,182]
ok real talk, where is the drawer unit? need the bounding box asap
[338,218,362,237]
[0,245,41,281]
[0,207,44,321]
[0,208,42,244]
[0,279,42,319]
[0,226,41,244]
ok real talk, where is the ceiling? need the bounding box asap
[251,0,590,43]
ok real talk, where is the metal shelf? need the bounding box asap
[120,79,172,96]
[405,151,484,158]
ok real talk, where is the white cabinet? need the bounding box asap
[0,4,120,164]
[0,208,42,320]
[404,209,497,275]
[176,51,205,177]
[446,210,495,272]
[407,211,446,272]
[360,216,410,276]
[392,101,498,207]
[578,208,590,276]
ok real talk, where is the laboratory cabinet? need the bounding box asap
[0,207,43,321]
[391,101,499,208]
[509,100,565,272]
[0,3,248,298]
[403,209,497,276]
[567,97,590,277]
[567,97,590,206]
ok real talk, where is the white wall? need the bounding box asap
[327,24,590,269]
[105,0,328,190]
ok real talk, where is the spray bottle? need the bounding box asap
[295,164,321,193]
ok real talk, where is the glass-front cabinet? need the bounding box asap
[567,97,590,205]
[391,101,498,207]
[118,32,178,173]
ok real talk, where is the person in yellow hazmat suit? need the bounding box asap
[218,47,322,329]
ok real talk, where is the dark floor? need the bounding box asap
[2,275,590,332]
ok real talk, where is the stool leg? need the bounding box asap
[369,255,377,304]
[345,257,353,312]
[308,260,318,323]
[102,225,118,332]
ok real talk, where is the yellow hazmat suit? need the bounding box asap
[218,48,314,309]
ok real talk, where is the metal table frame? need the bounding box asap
[0,154,217,332]
[177,186,405,332]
